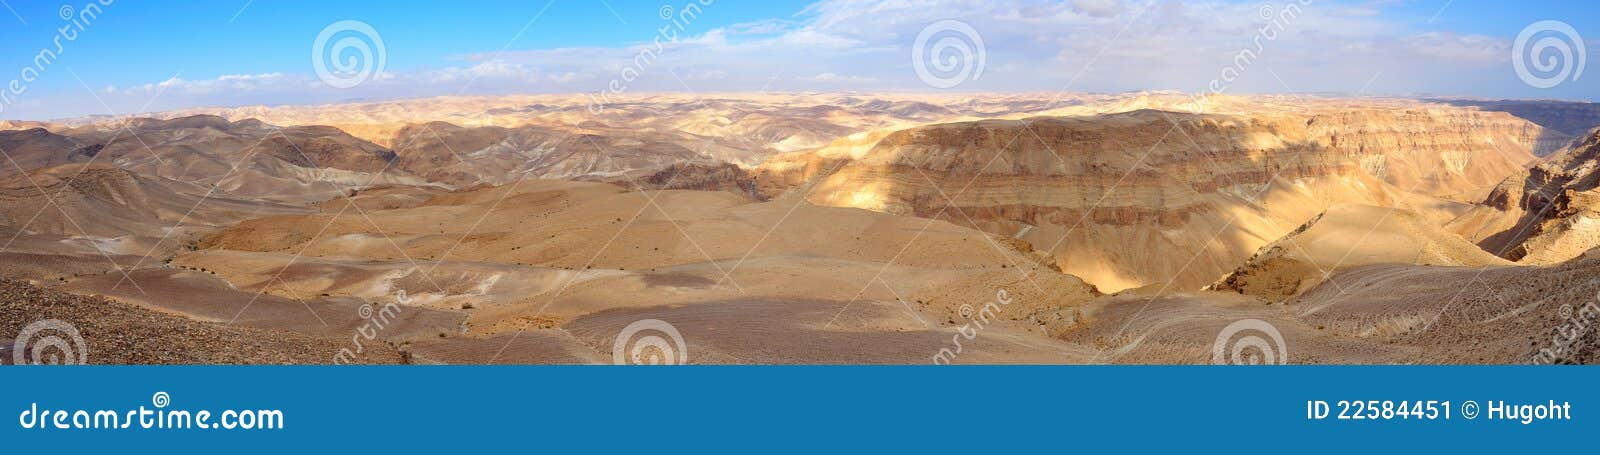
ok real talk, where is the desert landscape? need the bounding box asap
[1,90,1597,365]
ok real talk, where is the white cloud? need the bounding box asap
[684,69,730,81]
[1069,0,1124,18]
[1400,32,1507,63]
[724,19,794,36]
[803,72,878,83]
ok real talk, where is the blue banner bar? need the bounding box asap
[1,366,1592,453]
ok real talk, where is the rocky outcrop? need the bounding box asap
[1452,128,1600,264]
[600,162,759,200]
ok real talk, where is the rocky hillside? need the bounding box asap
[0,164,307,238]
[0,278,405,364]
[387,121,726,187]
[1451,128,1600,264]
[24,115,428,203]
[758,107,1547,291]
[1430,99,1600,143]
[0,128,106,175]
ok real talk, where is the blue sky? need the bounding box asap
[0,0,1595,120]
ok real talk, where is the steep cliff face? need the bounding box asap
[1428,99,1600,145]
[758,108,1546,292]
[1303,109,1556,199]
[1451,129,1600,264]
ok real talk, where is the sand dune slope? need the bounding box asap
[1214,204,1511,298]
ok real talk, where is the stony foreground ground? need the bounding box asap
[0,279,405,365]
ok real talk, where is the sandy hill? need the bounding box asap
[43,115,424,203]
[182,177,1099,346]
[0,163,309,285]
[0,120,53,131]
[385,121,726,188]
[0,163,305,238]
[1212,203,1511,298]
[757,107,1541,292]
[0,128,99,175]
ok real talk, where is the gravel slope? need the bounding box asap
[0,279,406,365]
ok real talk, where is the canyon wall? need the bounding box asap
[760,107,1547,291]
